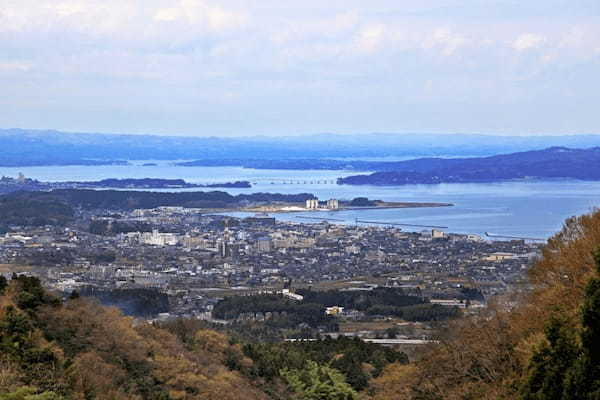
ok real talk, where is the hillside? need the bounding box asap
[368,208,600,399]
[339,147,600,185]
[0,190,315,212]
[0,275,269,400]
[0,195,74,227]
[3,129,600,166]
[0,276,410,400]
[3,207,600,399]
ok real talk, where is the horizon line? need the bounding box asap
[2,127,600,140]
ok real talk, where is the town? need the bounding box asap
[1,202,540,331]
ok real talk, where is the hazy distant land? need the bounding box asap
[4,129,600,187]
[0,177,252,195]
[3,128,600,166]
[339,147,600,185]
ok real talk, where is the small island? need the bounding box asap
[0,176,252,194]
[65,178,253,189]
[203,181,252,188]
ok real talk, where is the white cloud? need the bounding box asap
[1,1,600,135]
[154,0,248,32]
[0,0,247,38]
[0,61,32,72]
[353,24,387,53]
[428,28,466,56]
[154,8,179,22]
[512,33,545,51]
[52,2,86,17]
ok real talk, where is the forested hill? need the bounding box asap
[339,146,600,185]
[1,189,315,213]
[0,275,270,400]
[3,128,600,166]
[367,209,600,399]
[0,276,408,399]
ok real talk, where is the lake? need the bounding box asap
[1,163,598,239]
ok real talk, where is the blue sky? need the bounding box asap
[1,0,599,137]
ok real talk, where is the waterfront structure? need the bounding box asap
[327,199,339,209]
[432,229,445,239]
[306,199,319,209]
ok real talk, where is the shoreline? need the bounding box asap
[242,201,454,214]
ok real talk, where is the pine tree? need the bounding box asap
[281,360,357,400]
[0,276,7,293]
[522,249,600,400]
[562,250,600,399]
[520,315,578,400]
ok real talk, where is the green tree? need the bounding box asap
[562,250,600,399]
[522,249,600,400]
[0,276,7,294]
[520,315,578,400]
[331,351,370,391]
[0,387,64,400]
[281,360,357,400]
[11,276,59,311]
[386,327,399,339]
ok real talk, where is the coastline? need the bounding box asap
[242,201,454,214]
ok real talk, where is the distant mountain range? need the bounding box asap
[338,147,600,185]
[2,128,600,166]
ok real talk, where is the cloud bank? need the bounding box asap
[1,0,599,136]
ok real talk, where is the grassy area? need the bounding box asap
[338,319,405,333]
[0,264,35,274]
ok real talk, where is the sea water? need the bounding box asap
[1,164,598,239]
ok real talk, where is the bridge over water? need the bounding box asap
[246,177,340,185]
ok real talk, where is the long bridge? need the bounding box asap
[485,232,546,242]
[296,216,345,222]
[294,216,448,230]
[252,179,339,185]
[355,219,448,229]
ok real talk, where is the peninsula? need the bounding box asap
[338,147,600,185]
[0,177,252,194]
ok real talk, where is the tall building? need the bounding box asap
[306,199,319,209]
[218,240,231,258]
[256,236,272,253]
[432,229,445,239]
[141,229,179,246]
[326,199,339,209]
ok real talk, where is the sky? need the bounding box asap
[1,0,599,137]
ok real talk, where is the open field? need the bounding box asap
[0,264,35,274]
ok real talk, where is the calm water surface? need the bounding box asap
[1,164,598,239]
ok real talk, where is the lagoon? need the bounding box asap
[1,163,598,239]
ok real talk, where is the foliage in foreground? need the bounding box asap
[243,336,408,391]
[0,275,409,400]
[0,275,268,400]
[281,361,357,400]
[369,209,600,399]
[521,250,600,399]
